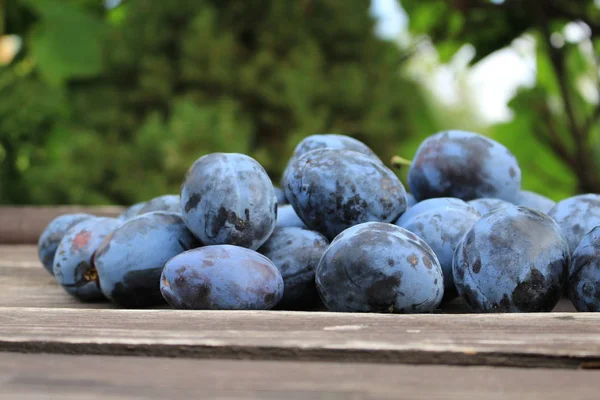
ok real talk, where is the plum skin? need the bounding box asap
[453,206,569,313]
[160,245,284,310]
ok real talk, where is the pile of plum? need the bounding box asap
[38,131,600,313]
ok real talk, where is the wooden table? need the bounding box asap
[2,208,600,399]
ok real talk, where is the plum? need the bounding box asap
[398,207,480,301]
[53,217,121,301]
[259,227,329,309]
[284,148,407,240]
[290,133,378,161]
[38,213,94,275]
[468,198,512,216]
[548,194,600,252]
[316,222,444,313]
[95,212,200,308]
[515,190,555,214]
[276,204,306,228]
[568,226,600,312]
[137,195,181,215]
[395,197,478,227]
[453,206,568,313]
[181,153,277,250]
[161,245,284,310]
[408,130,521,202]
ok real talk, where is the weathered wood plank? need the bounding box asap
[1,353,600,400]
[0,206,124,244]
[1,307,599,368]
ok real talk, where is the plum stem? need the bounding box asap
[390,155,412,169]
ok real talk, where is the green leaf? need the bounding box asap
[23,0,105,84]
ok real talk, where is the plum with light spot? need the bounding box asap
[53,217,121,301]
[38,213,94,275]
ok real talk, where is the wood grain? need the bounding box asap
[1,307,600,368]
[2,353,600,400]
[1,245,594,369]
[0,206,124,244]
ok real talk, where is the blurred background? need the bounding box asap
[0,0,598,206]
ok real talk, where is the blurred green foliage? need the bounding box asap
[1,0,442,205]
[1,0,598,205]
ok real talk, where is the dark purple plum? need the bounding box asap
[181,153,277,250]
[137,195,181,215]
[548,194,600,253]
[515,190,555,214]
[453,206,568,313]
[408,131,521,202]
[316,222,444,313]
[284,149,407,240]
[395,197,478,226]
[398,207,480,301]
[468,198,512,216]
[95,212,200,308]
[37,213,94,275]
[258,227,329,310]
[568,226,600,311]
[53,217,121,301]
[161,245,284,310]
[276,204,306,228]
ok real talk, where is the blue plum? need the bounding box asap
[181,153,277,250]
[515,190,555,214]
[468,198,512,216]
[453,206,569,313]
[395,197,478,226]
[38,213,94,275]
[290,133,378,161]
[284,149,407,240]
[405,193,417,207]
[53,217,121,301]
[398,207,480,301]
[258,227,329,310]
[408,130,521,202]
[548,194,600,253]
[95,212,200,308]
[315,222,444,313]
[274,186,288,205]
[276,204,306,228]
[119,202,146,220]
[137,195,181,215]
[161,245,284,310]
[569,227,600,311]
